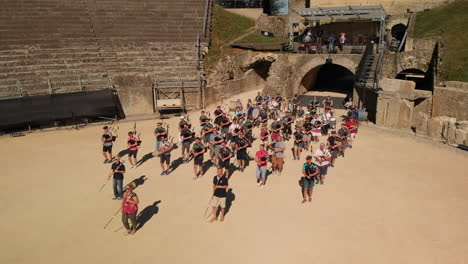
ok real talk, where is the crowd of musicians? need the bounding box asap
[101,92,361,233]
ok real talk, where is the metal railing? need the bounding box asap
[216,0,262,8]
[202,0,213,40]
[355,42,374,83]
[373,46,385,90]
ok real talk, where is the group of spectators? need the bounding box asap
[300,27,372,54]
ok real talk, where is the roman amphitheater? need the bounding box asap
[0,1,467,264]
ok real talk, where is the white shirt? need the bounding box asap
[314,148,330,166]
[229,123,240,134]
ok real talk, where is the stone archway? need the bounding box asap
[292,56,358,96]
[391,23,407,41]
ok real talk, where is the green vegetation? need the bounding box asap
[414,0,468,81]
[204,5,255,68]
[236,32,288,44]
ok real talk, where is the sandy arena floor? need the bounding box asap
[1,89,467,264]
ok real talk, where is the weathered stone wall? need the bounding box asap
[382,38,437,78]
[375,78,468,146]
[433,81,468,121]
[264,54,361,97]
[204,52,268,106]
[376,78,432,130]
[289,0,453,15]
[205,52,362,105]
[255,15,289,38]
[113,74,154,116]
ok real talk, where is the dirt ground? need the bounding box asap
[1,89,467,264]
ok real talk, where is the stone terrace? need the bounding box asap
[0,0,208,97]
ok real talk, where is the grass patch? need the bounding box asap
[235,32,288,44]
[414,0,468,81]
[204,5,255,69]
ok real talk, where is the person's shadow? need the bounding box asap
[136,152,155,167]
[129,175,147,189]
[224,189,235,216]
[117,149,129,158]
[170,157,184,172]
[202,160,213,176]
[136,200,161,231]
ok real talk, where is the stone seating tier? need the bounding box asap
[0,0,208,98]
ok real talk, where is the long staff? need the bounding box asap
[104,206,122,229]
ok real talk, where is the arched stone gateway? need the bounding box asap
[291,55,359,96]
[260,54,360,98]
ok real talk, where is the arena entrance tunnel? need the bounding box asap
[298,63,355,109]
[396,68,432,91]
[391,23,407,41]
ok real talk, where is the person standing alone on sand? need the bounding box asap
[301,156,319,204]
[102,126,113,163]
[210,168,229,223]
[108,156,126,200]
[122,184,139,235]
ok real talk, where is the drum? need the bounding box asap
[229,101,237,111]
[356,110,367,121]
[252,108,260,119]
[330,118,336,128]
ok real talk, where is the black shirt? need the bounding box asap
[181,128,192,142]
[328,135,336,146]
[213,176,228,198]
[338,128,349,137]
[154,127,166,141]
[214,109,223,125]
[255,95,263,102]
[236,138,248,152]
[219,147,232,159]
[221,117,230,127]
[111,162,125,180]
[294,131,304,140]
[303,122,312,132]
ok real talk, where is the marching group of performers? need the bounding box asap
[100,92,361,233]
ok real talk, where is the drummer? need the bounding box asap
[312,114,322,143]
[250,106,260,126]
